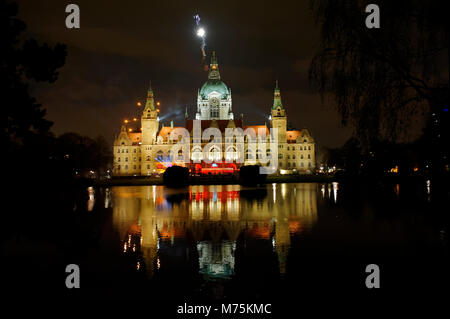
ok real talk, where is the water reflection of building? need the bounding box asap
[197,241,236,279]
[111,183,317,279]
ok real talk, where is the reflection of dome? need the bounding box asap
[200,79,229,99]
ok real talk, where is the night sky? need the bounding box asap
[18,0,351,148]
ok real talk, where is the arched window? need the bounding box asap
[245,149,253,160]
[192,147,203,161]
[225,147,237,161]
[209,146,221,161]
[256,149,262,160]
[177,150,184,161]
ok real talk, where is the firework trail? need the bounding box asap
[193,14,206,60]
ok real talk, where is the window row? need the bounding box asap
[116,157,142,162]
[117,148,141,154]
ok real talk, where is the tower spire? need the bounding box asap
[272,80,283,110]
[208,51,220,80]
[145,81,156,111]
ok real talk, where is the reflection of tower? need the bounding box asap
[140,199,158,278]
[274,218,290,275]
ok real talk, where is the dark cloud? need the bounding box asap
[19,0,351,148]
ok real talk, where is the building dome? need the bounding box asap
[200,79,229,99]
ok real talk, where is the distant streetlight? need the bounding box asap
[137,102,142,107]
[124,119,129,124]
[156,101,161,106]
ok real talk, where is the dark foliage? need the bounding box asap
[309,0,448,146]
[239,165,267,186]
[163,166,189,188]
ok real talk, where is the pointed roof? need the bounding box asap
[144,82,156,111]
[272,80,284,110]
[210,119,219,129]
[226,119,236,129]
[208,51,220,80]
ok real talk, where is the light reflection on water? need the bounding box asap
[112,183,318,280]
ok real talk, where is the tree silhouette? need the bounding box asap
[1,0,66,180]
[309,0,448,148]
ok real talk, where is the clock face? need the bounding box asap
[210,97,219,107]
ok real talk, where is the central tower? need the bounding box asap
[196,51,233,120]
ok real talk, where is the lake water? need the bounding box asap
[3,181,448,304]
[89,182,447,300]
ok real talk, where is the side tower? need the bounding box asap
[270,81,287,170]
[270,81,287,141]
[141,84,159,175]
[141,84,159,144]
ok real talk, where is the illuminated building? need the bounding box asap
[113,52,315,176]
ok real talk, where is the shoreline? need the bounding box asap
[94,174,337,187]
